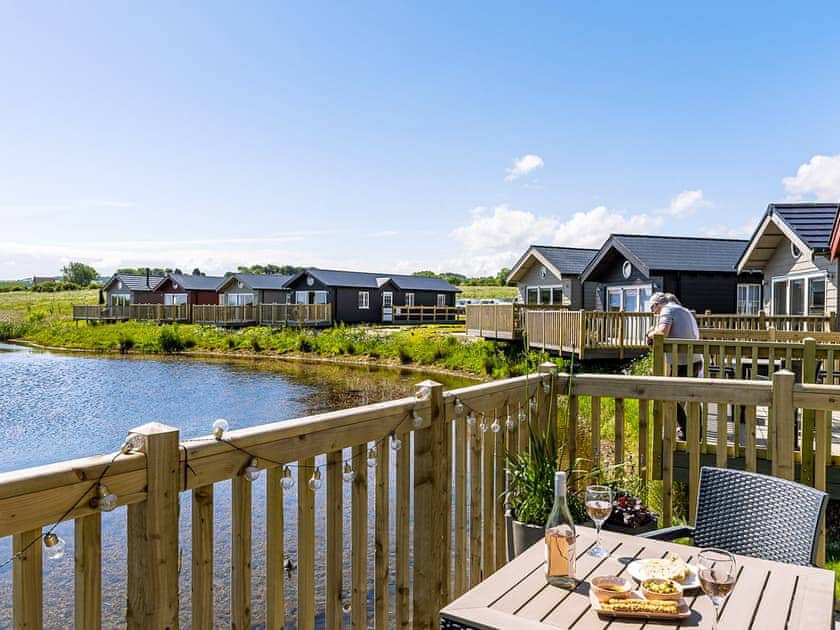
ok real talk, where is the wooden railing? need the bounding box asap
[131,304,191,322]
[464,304,524,339]
[526,310,656,358]
[695,312,834,331]
[192,304,257,325]
[3,365,836,627]
[72,305,132,320]
[389,305,461,323]
[257,303,332,326]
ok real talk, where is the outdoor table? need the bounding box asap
[440,526,835,629]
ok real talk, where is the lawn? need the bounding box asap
[457,285,519,300]
[0,288,98,322]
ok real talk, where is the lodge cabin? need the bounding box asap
[284,268,460,324]
[506,245,597,308]
[738,203,840,329]
[216,273,293,306]
[579,233,761,313]
[102,273,166,306]
[153,273,226,306]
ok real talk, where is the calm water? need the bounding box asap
[0,343,474,628]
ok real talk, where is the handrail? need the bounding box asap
[2,365,835,626]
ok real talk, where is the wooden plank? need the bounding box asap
[395,432,410,629]
[638,398,648,485]
[191,484,214,630]
[231,475,252,630]
[614,398,625,466]
[816,409,829,567]
[351,444,368,630]
[454,405,468,596]
[652,335,664,479]
[494,426,505,572]
[13,528,42,629]
[375,439,390,629]
[716,401,728,467]
[468,420,482,588]
[266,467,285,630]
[686,401,700,525]
[298,456,316,630]
[73,513,102,630]
[591,396,601,470]
[567,395,579,482]
[126,423,180,630]
[662,402,675,527]
[325,451,342,630]
[745,405,758,472]
[772,371,796,480]
[788,569,836,630]
[481,427,494,578]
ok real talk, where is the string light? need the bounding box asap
[416,385,431,400]
[120,433,145,454]
[243,458,261,482]
[308,469,323,491]
[505,411,515,431]
[466,412,476,427]
[390,434,402,451]
[412,410,423,427]
[479,414,488,433]
[542,377,551,393]
[518,402,526,423]
[529,398,537,412]
[212,418,229,440]
[490,412,501,433]
[367,447,377,468]
[42,533,66,561]
[343,462,355,482]
[281,466,294,490]
[93,484,118,512]
[454,398,464,415]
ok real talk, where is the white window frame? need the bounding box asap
[604,284,652,312]
[359,291,370,309]
[436,294,446,307]
[405,293,415,307]
[110,294,130,306]
[770,272,827,316]
[382,291,393,308]
[524,282,570,305]
[165,293,187,305]
[225,293,255,306]
[736,283,761,315]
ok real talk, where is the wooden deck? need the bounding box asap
[3,367,838,627]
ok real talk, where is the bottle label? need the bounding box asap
[545,525,575,578]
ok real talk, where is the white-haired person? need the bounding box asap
[645,292,702,440]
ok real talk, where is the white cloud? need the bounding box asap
[783,154,840,201]
[661,189,712,217]
[505,154,544,182]
[699,220,756,239]
[446,204,663,276]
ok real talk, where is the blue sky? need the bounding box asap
[2,2,840,279]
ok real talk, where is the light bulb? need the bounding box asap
[542,378,551,393]
[43,532,66,560]
[308,469,322,491]
[343,462,355,482]
[416,385,431,399]
[412,410,423,427]
[120,433,145,454]
[281,466,294,490]
[391,435,402,451]
[367,447,377,468]
[96,484,118,512]
[518,404,526,423]
[244,458,261,482]
[212,418,229,440]
[479,418,488,433]
[529,398,537,411]
[505,415,515,430]
[490,419,501,433]
[454,399,464,415]
[342,600,352,613]
[466,412,476,427]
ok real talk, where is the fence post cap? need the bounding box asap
[539,361,557,372]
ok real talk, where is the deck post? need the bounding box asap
[771,370,795,481]
[413,379,446,630]
[126,422,181,629]
[651,333,664,480]
[801,338,817,487]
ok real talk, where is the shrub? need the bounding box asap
[251,337,262,352]
[118,335,135,354]
[0,321,28,340]
[159,326,184,353]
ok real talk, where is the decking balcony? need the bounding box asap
[2,363,838,627]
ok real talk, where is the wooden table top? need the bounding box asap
[440,527,835,630]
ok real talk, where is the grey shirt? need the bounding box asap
[658,304,702,365]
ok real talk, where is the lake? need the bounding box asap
[0,342,476,628]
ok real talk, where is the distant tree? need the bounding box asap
[116,267,170,276]
[496,267,512,286]
[237,264,305,275]
[191,268,205,276]
[62,261,98,286]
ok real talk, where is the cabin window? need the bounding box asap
[790,279,805,315]
[359,291,370,309]
[525,284,567,305]
[737,284,761,314]
[109,294,130,306]
[405,293,415,307]
[771,273,826,315]
[165,293,187,305]
[382,292,393,308]
[313,291,327,305]
[605,285,651,312]
[607,289,622,311]
[437,294,446,307]
[225,293,255,306]
[809,278,825,314]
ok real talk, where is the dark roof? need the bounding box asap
[580,234,749,281]
[535,246,599,275]
[300,269,459,292]
[770,203,839,251]
[220,273,293,291]
[161,273,226,291]
[103,273,165,292]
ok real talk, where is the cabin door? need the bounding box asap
[382,291,393,322]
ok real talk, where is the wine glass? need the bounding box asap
[697,548,737,630]
[585,485,613,557]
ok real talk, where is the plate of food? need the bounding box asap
[626,553,699,589]
[589,590,690,620]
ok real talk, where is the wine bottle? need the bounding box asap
[545,470,577,589]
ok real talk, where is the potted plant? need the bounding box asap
[602,490,658,534]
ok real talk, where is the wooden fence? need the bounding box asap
[72,305,131,321]
[464,304,524,340]
[2,365,836,628]
[192,304,258,325]
[130,304,191,322]
[526,310,655,358]
[389,305,461,324]
[695,312,835,331]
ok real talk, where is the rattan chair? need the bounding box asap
[639,466,828,566]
